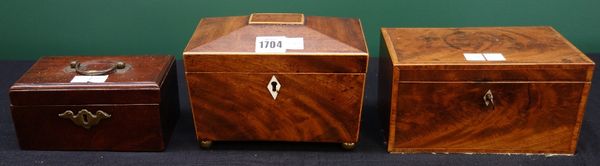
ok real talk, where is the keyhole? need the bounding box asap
[271,81,278,92]
[82,114,89,124]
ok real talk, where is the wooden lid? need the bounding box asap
[248,13,304,25]
[381,26,594,69]
[10,55,174,105]
[183,13,368,55]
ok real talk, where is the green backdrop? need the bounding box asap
[1,0,599,60]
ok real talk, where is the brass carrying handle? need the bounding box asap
[483,89,495,109]
[58,109,111,129]
[70,60,126,76]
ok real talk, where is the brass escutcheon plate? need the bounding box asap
[58,109,111,129]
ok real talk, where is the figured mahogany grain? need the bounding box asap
[183,15,367,54]
[10,56,174,105]
[187,73,364,143]
[9,55,179,151]
[383,27,593,66]
[12,105,163,151]
[184,14,368,145]
[394,83,583,154]
[398,69,589,82]
[379,27,594,154]
[12,56,172,87]
[183,55,367,73]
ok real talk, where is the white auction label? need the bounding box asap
[464,52,507,61]
[70,75,109,83]
[483,53,506,61]
[284,37,304,50]
[463,53,486,61]
[255,36,304,53]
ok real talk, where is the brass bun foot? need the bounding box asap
[341,142,356,150]
[199,140,212,149]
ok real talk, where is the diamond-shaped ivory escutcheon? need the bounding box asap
[267,75,281,100]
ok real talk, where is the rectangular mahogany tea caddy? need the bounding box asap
[9,55,180,151]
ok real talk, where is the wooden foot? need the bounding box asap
[199,140,212,149]
[341,142,356,150]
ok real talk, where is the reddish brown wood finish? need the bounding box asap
[9,55,179,151]
[249,13,304,25]
[184,13,368,146]
[397,69,589,82]
[384,27,593,66]
[379,27,594,155]
[187,73,364,142]
[11,105,163,151]
[184,15,367,54]
[395,83,584,153]
[12,56,171,87]
[183,55,366,73]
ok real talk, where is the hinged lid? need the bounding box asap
[381,26,595,82]
[183,13,368,55]
[382,26,594,69]
[183,13,368,73]
[10,55,175,106]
